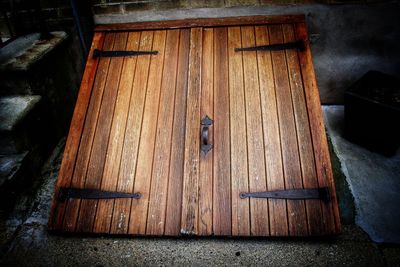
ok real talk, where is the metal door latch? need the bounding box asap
[201,115,213,155]
[235,40,305,52]
[58,187,141,202]
[240,187,330,203]
[93,49,158,58]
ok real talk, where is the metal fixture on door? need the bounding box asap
[235,40,305,52]
[58,187,141,202]
[240,187,330,203]
[201,115,213,155]
[93,49,158,58]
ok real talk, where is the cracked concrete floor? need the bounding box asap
[0,119,399,266]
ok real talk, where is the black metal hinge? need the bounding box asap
[235,40,305,52]
[93,49,158,59]
[240,187,330,203]
[58,187,141,202]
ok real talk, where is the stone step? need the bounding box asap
[0,151,29,188]
[0,95,42,154]
[0,31,68,96]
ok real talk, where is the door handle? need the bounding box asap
[201,115,213,155]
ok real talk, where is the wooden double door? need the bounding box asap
[49,15,340,237]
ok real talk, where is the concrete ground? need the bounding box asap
[0,106,399,266]
[323,106,400,244]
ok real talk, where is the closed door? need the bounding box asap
[49,16,340,237]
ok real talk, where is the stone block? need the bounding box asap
[0,151,28,188]
[0,95,42,154]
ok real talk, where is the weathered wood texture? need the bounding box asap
[49,17,340,237]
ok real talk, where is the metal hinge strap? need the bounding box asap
[240,187,330,202]
[235,40,304,52]
[58,187,141,202]
[93,49,158,58]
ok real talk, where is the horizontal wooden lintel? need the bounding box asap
[95,14,305,32]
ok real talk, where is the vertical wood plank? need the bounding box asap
[146,29,180,235]
[241,26,269,236]
[255,25,288,236]
[107,30,154,234]
[295,22,340,234]
[181,27,202,235]
[227,26,250,236]
[62,33,115,231]
[75,32,128,233]
[213,27,231,236]
[198,27,214,236]
[164,29,191,236]
[127,30,167,235]
[269,25,308,236]
[48,32,105,230]
[282,24,325,235]
[92,31,141,233]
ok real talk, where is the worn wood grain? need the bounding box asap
[295,22,341,234]
[146,29,180,235]
[126,31,167,234]
[254,25,288,236]
[241,26,269,236]
[164,29,190,236]
[75,32,128,233]
[269,24,308,236]
[198,27,214,236]
[106,31,154,234]
[227,26,250,236]
[48,32,105,230]
[181,27,202,235]
[92,31,141,234]
[282,23,324,235]
[62,33,115,232]
[213,27,231,236]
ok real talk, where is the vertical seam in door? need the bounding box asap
[106,30,141,233]
[91,32,129,233]
[239,26,251,235]
[122,31,154,232]
[211,27,214,234]
[197,28,202,235]
[268,25,290,235]
[108,33,142,233]
[144,30,168,235]
[282,24,309,236]
[226,27,233,236]
[164,29,181,235]
[226,27,232,236]
[254,26,271,235]
[110,31,142,233]
[136,30,156,234]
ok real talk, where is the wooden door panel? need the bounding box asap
[49,16,340,237]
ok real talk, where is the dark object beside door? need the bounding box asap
[345,71,400,156]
